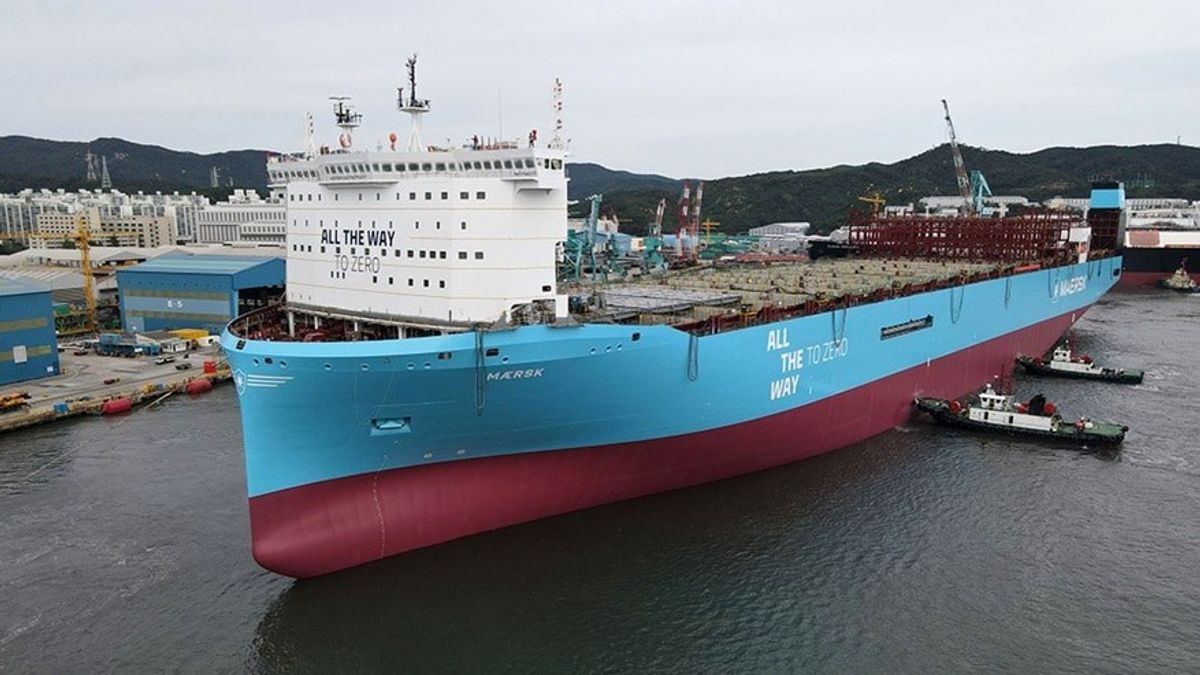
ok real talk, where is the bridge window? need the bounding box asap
[424,192,432,200]
[461,221,467,230]
[439,280,445,288]
[420,251,427,259]
[423,279,429,287]
[439,251,446,259]
[409,192,416,200]
[435,163,445,171]
[475,251,484,259]
[458,251,467,259]
[408,278,413,286]
[460,191,469,199]
[476,191,486,199]
[503,160,513,169]
[441,191,448,200]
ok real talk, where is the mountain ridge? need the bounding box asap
[3,135,1197,235]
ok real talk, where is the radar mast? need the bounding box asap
[397,54,431,152]
[330,96,362,149]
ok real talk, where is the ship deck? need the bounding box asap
[228,257,1021,342]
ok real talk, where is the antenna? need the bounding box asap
[396,54,431,152]
[330,95,362,149]
[305,112,317,158]
[548,78,566,150]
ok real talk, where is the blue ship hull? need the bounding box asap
[223,257,1121,577]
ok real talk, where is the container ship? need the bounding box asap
[221,63,1124,578]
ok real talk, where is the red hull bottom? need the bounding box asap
[1117,270,1200,287]
[249,309,1086,578]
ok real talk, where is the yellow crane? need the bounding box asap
[701,219,721,246]
[857,192,886,216]
[73,214,98,334]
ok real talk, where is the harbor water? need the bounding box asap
[2,289,1198,672]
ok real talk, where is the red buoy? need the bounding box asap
[949,400,963,414]
[101,398,132,415]
[1043,402,1057,416]
[186,378,213,395]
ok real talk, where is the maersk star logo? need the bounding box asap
[234,369,247,395]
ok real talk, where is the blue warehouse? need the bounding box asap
[0,277,60,386]
[118,253,285,334]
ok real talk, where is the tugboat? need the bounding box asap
[913,384,1127,447]
[1159,260,1200,293]
[1015,343,1143,384]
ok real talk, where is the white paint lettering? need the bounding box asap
[770,374,801,401]
[766,328,790,351]
[778,348,805,373]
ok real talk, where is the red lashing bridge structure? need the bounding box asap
[849,212,1081,263]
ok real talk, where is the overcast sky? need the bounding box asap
[2,1,1197,178]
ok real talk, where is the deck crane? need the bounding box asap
[941,99,975,215]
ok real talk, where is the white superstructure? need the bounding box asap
[968,384,1057,432]
[274,58,568,326]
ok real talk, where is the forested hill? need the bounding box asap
[3,135,1196,235]
[571,144,1200,235]
[0,135,269,197]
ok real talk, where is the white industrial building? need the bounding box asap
[919,195,1030,217]
[195,189,286,244]
[0,189,207,242]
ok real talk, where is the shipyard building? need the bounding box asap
[0,277,60,385]
[117,253,285,334]
[195,190,286,244]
